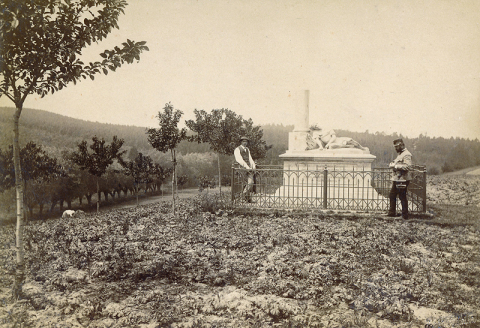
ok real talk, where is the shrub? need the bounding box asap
[197,175,216,192]
[427,166,440,175]
[192,192,233,214]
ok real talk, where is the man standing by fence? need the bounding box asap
[388,138,413,219]
[234,136,256,203]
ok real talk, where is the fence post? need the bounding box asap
[323,166,328,209]
[422,168,427,213]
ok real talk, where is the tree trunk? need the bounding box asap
[172,149,176,216]
[86,194,92,206]
[50,200,57,213]
[39,204,44,216]
[67,200,72,209]
[59,200,64,212]
[136,186,139,206]
[79,196,83,206]
[96,179,100,213]
[23,181,28,223]
[218,153,222,194]
[133,183,137,205]
[12,106,25,299]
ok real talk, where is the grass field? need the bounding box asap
[0,175,479,327]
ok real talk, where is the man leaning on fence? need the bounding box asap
[234,136,256,203]
[388,138,413,219]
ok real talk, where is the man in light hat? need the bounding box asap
[234,136,256,202]
[388,138,413,219]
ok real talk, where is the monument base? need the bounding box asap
[280,148,376,171]
[274,149,384,204]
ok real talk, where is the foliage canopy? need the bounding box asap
[119,152,154,185]
[0,142,63,192]
[146,103,188,154]
[185,108,270,160]
[70,136,125,177]
[0,0,149,103]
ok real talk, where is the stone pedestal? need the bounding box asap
[275,148,383,205]
[280,148,375,170]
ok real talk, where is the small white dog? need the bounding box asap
[62,210,86,219]
[62,210,76,218]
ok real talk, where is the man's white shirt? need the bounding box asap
[234,146,256,170]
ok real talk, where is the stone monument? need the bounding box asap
[281,90,375,169]
[274,90,383,206]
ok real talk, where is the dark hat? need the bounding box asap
[240,136,249,142]
[393,138,404,146]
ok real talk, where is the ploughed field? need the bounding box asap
[1,175,479,327]
[427,174,480,206]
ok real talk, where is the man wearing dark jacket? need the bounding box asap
[388,138,413,219]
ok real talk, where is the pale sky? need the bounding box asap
[2,0,480,140]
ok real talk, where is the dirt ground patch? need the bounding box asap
[466,167,480,176]
[427,174,480,206]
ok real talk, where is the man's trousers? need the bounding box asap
[243,171,255,202]
[388,180,410,218]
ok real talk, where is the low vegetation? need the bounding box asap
[1,175,479,327]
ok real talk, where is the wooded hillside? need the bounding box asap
[0,107,211,154]
[2,107,480,174]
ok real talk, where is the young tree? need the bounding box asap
[177,174,189,190]
[0,0,148,298]
[74,164,98,206]
[150,163,170,193]
[119,152,154,206]
[185,108,269,192]
[0,142,63,192]
[0,142,63,219]
[70,136,125,212]
[147,103,187,215]
[24,179,51,216]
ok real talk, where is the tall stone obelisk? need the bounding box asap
[287,90,310,152]
[280,89,376,170]
[294,89,309,132]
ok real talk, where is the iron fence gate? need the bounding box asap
[231,164,426,212]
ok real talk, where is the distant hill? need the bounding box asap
[1,107,151,150]
[0,107,211,154]
[2,107,480,174]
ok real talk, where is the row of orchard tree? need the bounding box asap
[0,103,269,218]
[0,140,170,217]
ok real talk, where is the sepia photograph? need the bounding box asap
[1,0,479,326]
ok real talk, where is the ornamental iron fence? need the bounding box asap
[231,164,426,212]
